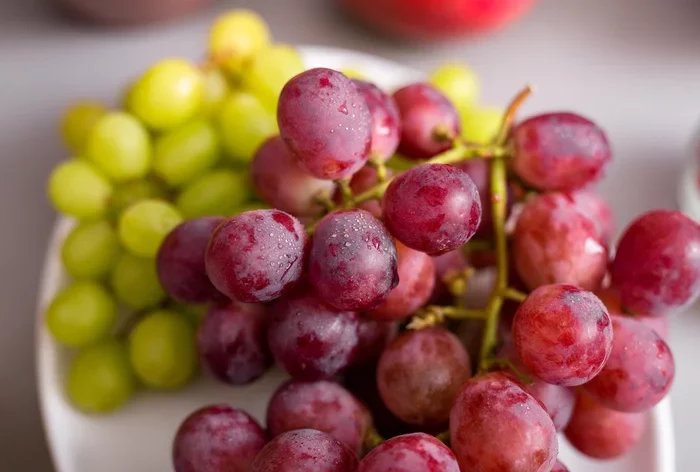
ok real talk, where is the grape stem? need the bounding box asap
[408,305,485,330]
[503,287,528,303]
[368,155,389,182]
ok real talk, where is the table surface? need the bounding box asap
[2,0,700,469]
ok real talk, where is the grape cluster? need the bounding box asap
[44,8,700,472]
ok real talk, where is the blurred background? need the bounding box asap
[2,0,700,469]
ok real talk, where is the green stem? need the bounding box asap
[503,287,528,303]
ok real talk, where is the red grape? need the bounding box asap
[267,291,359,380]
[430,249,469,304]
[333,165,394,218]
[278,68,372,180]
[251,429,358,472]
[595,287,670,340]
[251,136,335,217]
[383,163,481,254]
[610,209,700,315]
[511,112,611,191]
[172,405,266,472]
[393,83,460,159]
[356,433,460,472]
[512,192,608,291]
[449,372,558,472]
[564,391,647,459]
[309,209,398,311]
[583,315,675,412]
[197,302,271,385]
[369,241,435,321]
[377,327,470,426]
[352,79,401,162]
[156,217,226,304]
[513,284,612,386]
[266,380,371,454]
[205,210,307,303]
[351,317,398,366]
[570,190,614,243]
[552,460,570,472]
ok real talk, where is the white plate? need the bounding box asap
[36,46,676,472]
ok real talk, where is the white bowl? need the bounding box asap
[36,46,676,472]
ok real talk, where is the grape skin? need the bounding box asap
[278,68,372,180]
[377,327,470,426]
[513,284,613,386]
[356,433,460,472]
[172,405,267,472]
[243,44,305,114]
[207,9,270,74]
[512,192,608,291]
[449,372,558,472]
[429,63,480,109]
[382,163,481,255]
[583,315,675,412]
[197,302,271,385]
[205,210,307,303]
[266,380,371,454]
[153,120,220,187]
[570,190,614,243]
[48,160,113,219]
[595,286,670,340]
[352,79,401,162]
[511,112,612,191]
[110,252,166,310]
[429,249,469,304]
[176,169,251,219]
[552,460,570,472]
[351,317,398,366]
[61,220,120,280]
[118,199,183,258]
[309,209,398,311]
[251,429,358,472]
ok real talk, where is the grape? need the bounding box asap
[199,66,230,118]
[430,249,469,304]
[552,460,570,472]
[110,252,166,310]
[118,199,183,258]
[251,135,335,217]
[459,105,503,145]
[570,190,614,243]
[217,91,277,164]
[128,58,203,130]
[153,120,220,187]
[173,405,267,472]
[377,327,470,426]
[267,291,360,380]
[564,391,647,459]
[513,284,612,386]
[369,241,435,321]
[351,79,401,162]
[351,317,398,366]
[357,432,460,472]
[382,163,481,254]
[156,217,226,304]
[46,281,116,347]
[128,309,197,389]
[278,68,372,180]
[176,170,251,218]
[176,303,208,328]
[595,287,670,339]
[332,165,394,218]
[449,372,558,472]
[429,63,479,109]
[610,209,700,315]
[206,210,306,303]
[197,302,271,385]
[251,429,358,472]
[109,178,168,217]
[309,209,398,311]
[512,192,608,291]
[86,112,152,182]
[392,83,460,159]
[583,315,675,412]
[511,112,612,191]
[67,339,134,413]
[61,220,120,279]
[207,9,270,74]
[48,160,113,219]
[266,380,371,454]
[60,99,106,153]
[243,44,305,114]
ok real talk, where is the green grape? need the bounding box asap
[460,105,504,145]
[128,58,204,131]
[118,199,183,258]
[128,310,197,389]
[340,67,366,80]
[61,220,120,279]
[110,252,166,310]
[243,44,305,113]
[173,303,208,328]
[109,178,169,218]
[386,154,418,171]
[60,100,107,154]
[48,160,113,219]
[199,66,230,118]
[86,112,152,182]
[217,91,277,164]
[46,281,116,347]
[153,120,220,187]
[207,9,271,74]
[176,170,251,218]
[429,63,480,109]
[68,339,134,413]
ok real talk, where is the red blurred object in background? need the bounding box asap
[339,0,537,40]
[58,0,213,25]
